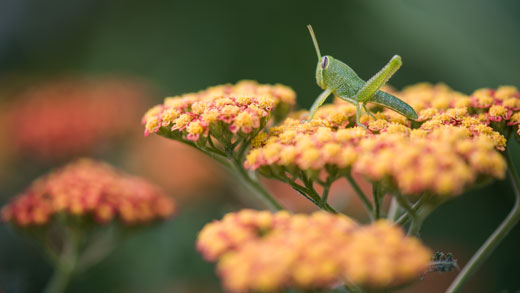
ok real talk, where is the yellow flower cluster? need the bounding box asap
[2,159,175,226]
[246,118,365,172]
[354,126,506,195]
[395,83,471,114]
[196,210,431,292]
[396,83,520,136]
[142,80,295,143]
[196,209,293,261]
[245,113,506,196]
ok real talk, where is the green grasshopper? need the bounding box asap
[306,25,418,127]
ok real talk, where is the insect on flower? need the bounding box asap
[306,25,418,128]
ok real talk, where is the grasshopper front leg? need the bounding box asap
[355,103,368,129]
[306,89,332,121]
[353,55,402,120]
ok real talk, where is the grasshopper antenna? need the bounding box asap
[307,25,322,61]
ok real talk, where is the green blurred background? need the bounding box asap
[0,0,519,292]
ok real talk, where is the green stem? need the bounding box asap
[372,183,383,219]
[447,148,520,293]
[285,179,321,204]
[321,184,331,208]
[204,149,232,168]
[393,192,420,234]
[394,195,426,226]
[285,179,337,213]
[387,197,400,222]
[409,200,439,236]
[344,283,365,292]
[407,216,424,236]
[393,192,417,219]
[320,174,336,209]
[231,159,284,211]
[44,228,82,293]
[345,174,374,221]
[302,177,337,213]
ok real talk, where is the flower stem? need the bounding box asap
[447,148,520,293]
[387,197,401,222]
[394,195,426,227]
[343,283,365,292]
[44,227,82,293]
[231,159,284,211]
[345,174,374,221]
[320,174,337,210]
[321,183,331,208]
[407,216,424,236]
[284,178,337,213]
[372,183,383,219]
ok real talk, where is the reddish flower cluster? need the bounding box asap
[197,210,431,292]
[142,80,295,145]
[470,86,520,130]
[5,78,148,161]
[2,159,175,226]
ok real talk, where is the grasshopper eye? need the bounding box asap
[321,56,328,69]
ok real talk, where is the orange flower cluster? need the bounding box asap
[246,114,506,196]
[5,78,148,161]
[393,83,471,114]
[142,80,295,145]
[196,210,431,292]
[354,126,505,196]
[2,159,175,226]
[397,83,520,136]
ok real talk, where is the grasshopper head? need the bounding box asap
[316,55,331,89]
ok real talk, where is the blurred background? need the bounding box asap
[0,0,519,292]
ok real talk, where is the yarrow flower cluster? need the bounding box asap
[197,209,431,292]
[5,78,148,161]
[396,83,520,137]
[142,80,295,157]
[246,116,506,197]
[2,159,175,226]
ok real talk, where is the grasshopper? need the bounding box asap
[306,25,418,127]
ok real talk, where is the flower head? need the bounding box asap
[355,126,506,196]
[396,83,471,114]
[469,86,520,136]
[395,83,520,136]
[142,81,296,147]
[2,159,175,226]
[245,81,511,198]
[339,220,431,288]
[196,209,292,261]
[197,210,431,292]
[246,115,505,197]
[5,78,148,161]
